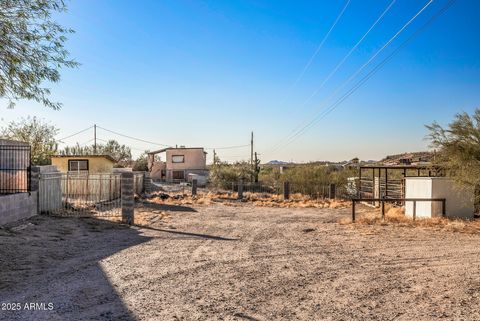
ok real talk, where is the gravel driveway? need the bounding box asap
[1,203,479,320]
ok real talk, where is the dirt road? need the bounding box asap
[1,203,479,320]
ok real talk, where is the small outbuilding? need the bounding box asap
[51,155,117,174]
[405,177,475,219]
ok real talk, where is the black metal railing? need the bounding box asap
[0,143,31,194]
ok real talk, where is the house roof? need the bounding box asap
[52,155,117,163]
[148,147,207,155]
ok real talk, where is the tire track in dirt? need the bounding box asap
[3,204,480,320]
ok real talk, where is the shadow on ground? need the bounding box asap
[139,225,238,241]
[138,200,197,213]
[0,216,151,321]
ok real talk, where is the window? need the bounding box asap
[68,159,89,172]
[172,170,185,180]
[172,155,185,163]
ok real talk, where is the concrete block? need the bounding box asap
[0,192,37,225]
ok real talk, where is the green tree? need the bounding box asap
[1,116,58,165]
[132,152,149,171]
[99,140,132,166]
[0,0,78,109]
[59,140,133,166]
[426,109,480,189]
[259,163,356,196]
[209,160,255,188]
[59,143,89,157]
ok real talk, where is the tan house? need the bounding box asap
[148,147,207,182]
[51,155,117,173]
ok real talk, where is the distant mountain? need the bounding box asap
[265,160,290,165]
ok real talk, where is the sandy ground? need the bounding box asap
[1,203,480,321]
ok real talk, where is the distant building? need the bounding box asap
[342,158,361,169]
[148,147,207,182]
[51,155,117,174]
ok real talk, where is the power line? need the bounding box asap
[273,0,434,152]
[268,0,435,154]
[97,126,251,150]
[204,144,250,150]
[281,0,351,101]
[64,124,251,151]
[98,126,250,150]
[78,138,94,147]
[97,137,244,154]
[302,0,397,107]
[59,125,251,153]
[270,0,397,152]
[96,126,171,147]
[281,0,438,148]
[96,137,148,152]
[274,0,456,153]
[57,126,93,142]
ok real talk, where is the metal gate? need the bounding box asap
[359,177,404,199]
[0,142,31,194]
[358,165,443,202]
[39,173,122,217]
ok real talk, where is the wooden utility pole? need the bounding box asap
[94,124,97,154]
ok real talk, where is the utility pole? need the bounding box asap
[94,124,97,154]
[213,149,216,165]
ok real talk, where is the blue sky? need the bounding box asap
[1,0,479,162]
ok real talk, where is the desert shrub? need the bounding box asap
[133,153,149,171]
[259,164,356,197]
[208,161,255,188]
[209,161,356,197]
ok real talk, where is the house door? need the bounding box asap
[172,170,185,180]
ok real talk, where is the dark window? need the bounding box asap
[172,170,184,180]
[68,159,89,172]
[172,155,185,163]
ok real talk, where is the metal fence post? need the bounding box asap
[329,183,336,199]
[442,199,446,217]
[381,197,385,220]
[283,181,290,200]
[352,200,356,222]
[413,200,416,221]
[192,179,197,196]
[237,180,243,200]
[121,172,134,225]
